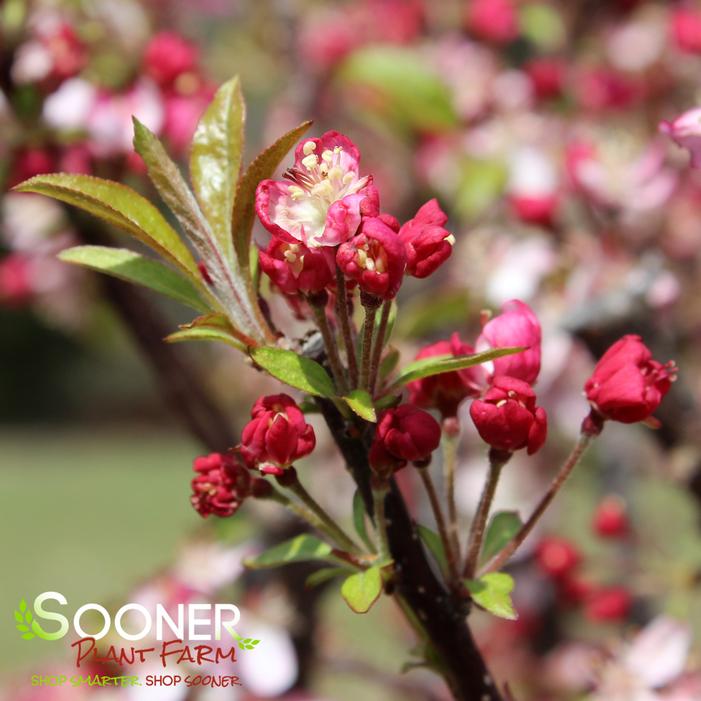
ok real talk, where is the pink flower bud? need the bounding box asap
[477,299,542,385]
[535,537,582,579]
[259,238,334,295]
[143,32,199,88]
[336,217,406,299]
[671,9,701,54]
[256,131,376,248]
[398,199,455,278]
[370,405,441,476]
[240,394,316,473]
[592,496,629,539]
[408,333,483,417]
[509,193,559,228]
[584,335,676,424]
[525,58,566,100]
[0,254,34,307]
[660,108,701,169]
[584,586,632,622]
[190,452,251,518]
[10,147,54,186]
[469,376,547,455]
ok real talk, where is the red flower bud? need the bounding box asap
[336,217,406,299]
[525,58,566,100]
[398,199,455,278]
[477,299,542,385]
[370,405,441,476]
[190,452,251,518]
[592,496,629,539]
[672,9,701,54]
[240,394,316,474]
[259,237,334,295]
[408,333,483,417]
[466,0,519,44]
[470,376,547,454]
[143,32,199,87]
[0,254,34,307]
[584,335,676,424]
[584,586,632,622]
[536,537,582,579]
[509,193,559,228]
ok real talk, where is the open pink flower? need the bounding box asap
[660,108,701,168]
[256,131,378,248]
[477,299,542,385]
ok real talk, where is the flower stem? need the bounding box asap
[310,297,348,394]
[442,429,461,563]
[369,300,392,396]
[418,467,461,585]
[480,434,593,576]
[335,269,359,386]
[358,294,380,390]
[372,486,391,563]
[288,475,361,554]
[463,451,510,579]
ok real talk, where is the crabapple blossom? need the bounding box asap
[143,32,199,88]
[190,452,252,518]
[408,333,483,417]
[259,237,334,295]
[240,394,316,475]
[256,131,378,248]
[535,537,582,580]
[336,216,406,299]
[584,335,676,425]
[469,376,547,455]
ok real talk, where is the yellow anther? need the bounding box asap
[302,141,316,156]
[321,149,334,162]
[302,154,319,171]
[445,233,456,245]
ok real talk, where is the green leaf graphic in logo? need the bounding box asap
[14,599,36,640]
[229,629,261,651]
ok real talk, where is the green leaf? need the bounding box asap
[481,511,523,564]
[465,572,518,621]
[166,325,247,350]
[25,610,33,623]
[343,389,376,422]
[13,174,198,277]
[233,121,312,268]
[391,347,524,388]
[250,346,335,397]
[22,632,35,640]
[396,290,470,339]
[244,534,333,570]
[59,246,210,313]
[190,76,244,263]
[14,611,23,624]
[352,490,374,551]
[417,524,448,575]
[305,566,350,589]
[379,347,400,381]
[520,3,566,51]
[19,599,27,613]
[133,117,265,341]
[338,47,457,132]
[341,565,383,614]
[16,624,29,633]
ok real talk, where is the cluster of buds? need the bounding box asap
[409,299,547,457]
[255,131,455,305]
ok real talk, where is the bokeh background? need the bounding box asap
[2,0,701,699]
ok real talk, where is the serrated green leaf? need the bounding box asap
[13,174,198,278]
[343,389,376,422]
[481,511,523,564]
[391,347,524,388]
[305,566,350,589]
[59,246,210,313]
[250,346,335,397]
[417,524,448,575]
[191,77,244,264]
[338,47,457,132]
[244,534,333,570]
[341,565,383,614]
[352,490,374,551]
[232,121,312,267]
[465,572,518,621]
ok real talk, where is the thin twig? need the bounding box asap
[480,434,593,575]
[358,294,380,390]
[418,467,461,585]
[310,298,348,393]
[442,431,461,562]
[463,453,509,579]
[335,268,359,386]
[369,300,392,396]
